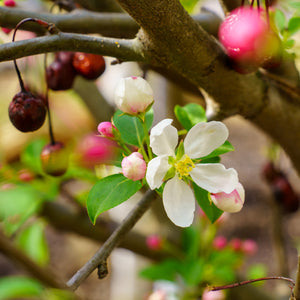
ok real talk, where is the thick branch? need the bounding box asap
[115,0,300,175]
[0,32,147,62]
[67,189,157,290]
[0,230,67,289]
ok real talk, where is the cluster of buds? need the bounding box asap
[213,236,258,256]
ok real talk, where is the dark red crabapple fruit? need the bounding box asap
[40,142,69,176]
[72,53,106,80]
[8,91,46,132]
[46,52,76,91]
[219,7,282,73]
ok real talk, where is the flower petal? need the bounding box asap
[150,119,178,156]
[210,182,245,213]
[190,163,238,193]
[184,121,229,159]
[163,176,195,227]
[146,155,170,189]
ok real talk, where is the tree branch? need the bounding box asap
[0,230,67,289]
[66,189,157,291]
[290,255,300,300]
[0,32,147,63]
[40,200,168,262]
[0,7,221,38]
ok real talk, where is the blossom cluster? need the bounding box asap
[94,76,245,227]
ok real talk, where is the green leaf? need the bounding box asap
[174,104,206,131]
[87,174,142,224]
[178,259,204,285]
[182,227,201,259]
[288,17,300,36]
[246,264,267,281]
[16,221,49,266]
[113,109,153,146]
[289,2,300,10]
[0,276,43,299]
[274,9,286,32]
[201,140,234,160]
[20,139,47,174]
[0,186,42,235]
[139,260,179,281]
[192,183,223,223]
[179,0,199,13]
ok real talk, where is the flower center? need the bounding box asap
[175,154,195,179]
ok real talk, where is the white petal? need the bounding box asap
[190,163,238,193]
[150,119,178,156]
[210,182,245,213]
[163,176,195,227]
[146,155,170,189]
[184,121,229,159]
[114,77,153,114]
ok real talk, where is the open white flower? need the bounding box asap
[146,119,240,227]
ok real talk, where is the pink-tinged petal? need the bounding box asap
[150,119,178,156]
[121,152,146,181]
[163,176,195,227]
[146,155,170,189]
[114,77,153,115]
[210,182,245,213]
[184,121,228,159]
[190,163,238,193]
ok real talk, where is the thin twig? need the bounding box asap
[290,255,300,300]
[66,189,157,291]
[211,276,295,291]
[0,230,67,289]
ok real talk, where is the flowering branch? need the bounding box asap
[67,189,157,291]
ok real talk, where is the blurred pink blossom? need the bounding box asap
[242,239,258,256]
[146,235,163,251]
[202,288,225,300]
[213,236,227,250]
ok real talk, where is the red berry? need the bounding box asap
[40,142,69,176]
[8,91,46,132]
[4,0,16,7]
[46,52,76,91]
[72,53,105,80]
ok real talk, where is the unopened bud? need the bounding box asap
[121,152,146,181]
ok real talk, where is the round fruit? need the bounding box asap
[219,7,281,73]
[40,142,69,176]
[72,53,106,80]
[8,91,46,132]
[46,52,76,91]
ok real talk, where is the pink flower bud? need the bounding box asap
[202,288,225,300]
[114,76,154,115]
[4,0,16,7]
[121,152,146,181]
[146,235,163,250]
[97,121,115,138]
[18,169,34,182]
[242,239,258,256]
[230,238,242,252]
[210,183,245,213]
[76,134,120,167]
[1,28,12,34]
[213,236,227,250]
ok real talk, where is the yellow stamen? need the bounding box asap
[175,154,195,179]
